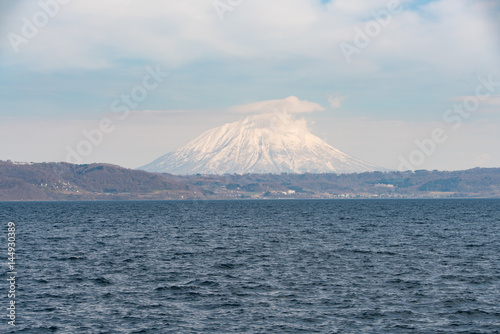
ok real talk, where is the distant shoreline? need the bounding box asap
[2,198,500,203]
[1,161,499,201]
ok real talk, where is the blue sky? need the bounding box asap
[0,0,499,170]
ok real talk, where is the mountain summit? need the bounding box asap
[140,112,382,175]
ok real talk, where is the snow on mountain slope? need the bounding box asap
[140,112,382,175]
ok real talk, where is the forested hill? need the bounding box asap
[0,161,187,201]
[0,160,499,201]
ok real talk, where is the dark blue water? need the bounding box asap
[1,199,500,333]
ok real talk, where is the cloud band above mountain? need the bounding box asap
[228,96,325,114]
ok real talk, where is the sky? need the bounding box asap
[0,0,499,171]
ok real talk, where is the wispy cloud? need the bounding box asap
[1,0,497,73]
[450,95,500,113]
[327,93,347,109]
[228,96,324,114]
[128,109,193,117]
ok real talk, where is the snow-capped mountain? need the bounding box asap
[140,112,382,175]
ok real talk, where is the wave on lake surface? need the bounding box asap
[1,199,499,333]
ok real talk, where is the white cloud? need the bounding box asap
[1,0,499,171]
[128,109,193,117]
[328,93,347,108]
[228,96,324,114]
[1,0,498,76]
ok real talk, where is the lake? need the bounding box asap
[1,199,499,333]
